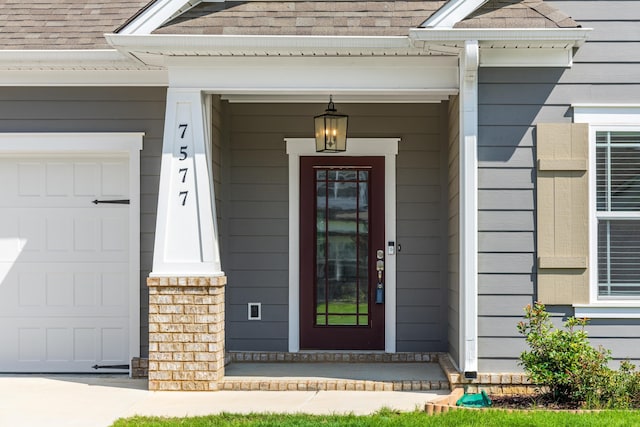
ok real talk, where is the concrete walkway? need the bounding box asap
[0,374,448,427]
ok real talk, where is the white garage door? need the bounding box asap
[0,154,131,373]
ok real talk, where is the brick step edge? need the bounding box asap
[219,379,448,392]
[226,351,441,364]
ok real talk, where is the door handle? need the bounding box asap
[376,251,384,304]
[92,199,130,205]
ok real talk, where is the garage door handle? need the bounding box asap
[92,199,130,205]
[92,364,129,370]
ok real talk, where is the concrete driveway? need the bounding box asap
[0,375,447,427]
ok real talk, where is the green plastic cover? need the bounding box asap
[456,390,492,408]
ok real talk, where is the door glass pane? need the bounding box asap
[315,168,370,326]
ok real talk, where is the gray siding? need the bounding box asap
[477,0,640,371]
[224,103,448,352]
[223,102,289,351]
[211,95,225,278]
[447,95,460,366]
[0,87,167,358]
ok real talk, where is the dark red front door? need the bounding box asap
[300,156,385,350]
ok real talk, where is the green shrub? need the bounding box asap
[517,302,611,406]
[517,302,640,408]
[600,360,640,409]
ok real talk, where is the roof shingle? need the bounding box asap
[154,1,446,37]
[0,0,153,49]
[454,0,580,28]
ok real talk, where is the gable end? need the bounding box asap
[455,0,580,28]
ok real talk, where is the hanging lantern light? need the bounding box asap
[314,95,348,152]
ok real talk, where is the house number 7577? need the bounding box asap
[177,123,189,206]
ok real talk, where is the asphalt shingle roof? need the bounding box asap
[154,1,446,37]
[0,0,581,50]
[0,0,154,49]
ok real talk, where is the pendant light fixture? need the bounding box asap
[314,95,348,152]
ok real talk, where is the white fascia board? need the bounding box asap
[410,28,591,54]
[106,33,418,59]
[410,28,590,68]
[411,28,591,43]
[0,49,143,69]
[118,0,197,35]
[422,0,489,29]
[0,49,168,86]
[0,69,168,87]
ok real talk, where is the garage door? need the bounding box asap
[0,154,131,373]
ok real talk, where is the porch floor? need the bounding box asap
[220,352,451,392]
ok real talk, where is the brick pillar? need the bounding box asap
[147,276,226,391]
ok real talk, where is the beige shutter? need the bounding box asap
[536,123,589,304]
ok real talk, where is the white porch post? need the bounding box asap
[459,40,479,376]
[147,88,226,391]
[151,88,222,277]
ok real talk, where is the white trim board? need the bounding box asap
[0,50,167,86]
[0,133,143,152]
[574,305,640,319]
[0,132,143,375]
[218,91,457,104]
[285,138,399,353]
[0,70,168,87]
[459,41,479,375]
[574,105,640,126]
[164,56,458,94]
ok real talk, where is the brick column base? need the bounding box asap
[147,276,226,391]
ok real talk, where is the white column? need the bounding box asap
[150,88,223,277]
[459,40,479,375]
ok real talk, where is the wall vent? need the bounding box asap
[248,302,261,320]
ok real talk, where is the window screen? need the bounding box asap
[596,131,640,297]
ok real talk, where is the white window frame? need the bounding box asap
[574,105,640,318]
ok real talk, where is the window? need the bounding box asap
[595,130,640,298]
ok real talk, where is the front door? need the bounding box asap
[300,156,385,350]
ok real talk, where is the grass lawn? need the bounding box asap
[112,409,640,427]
